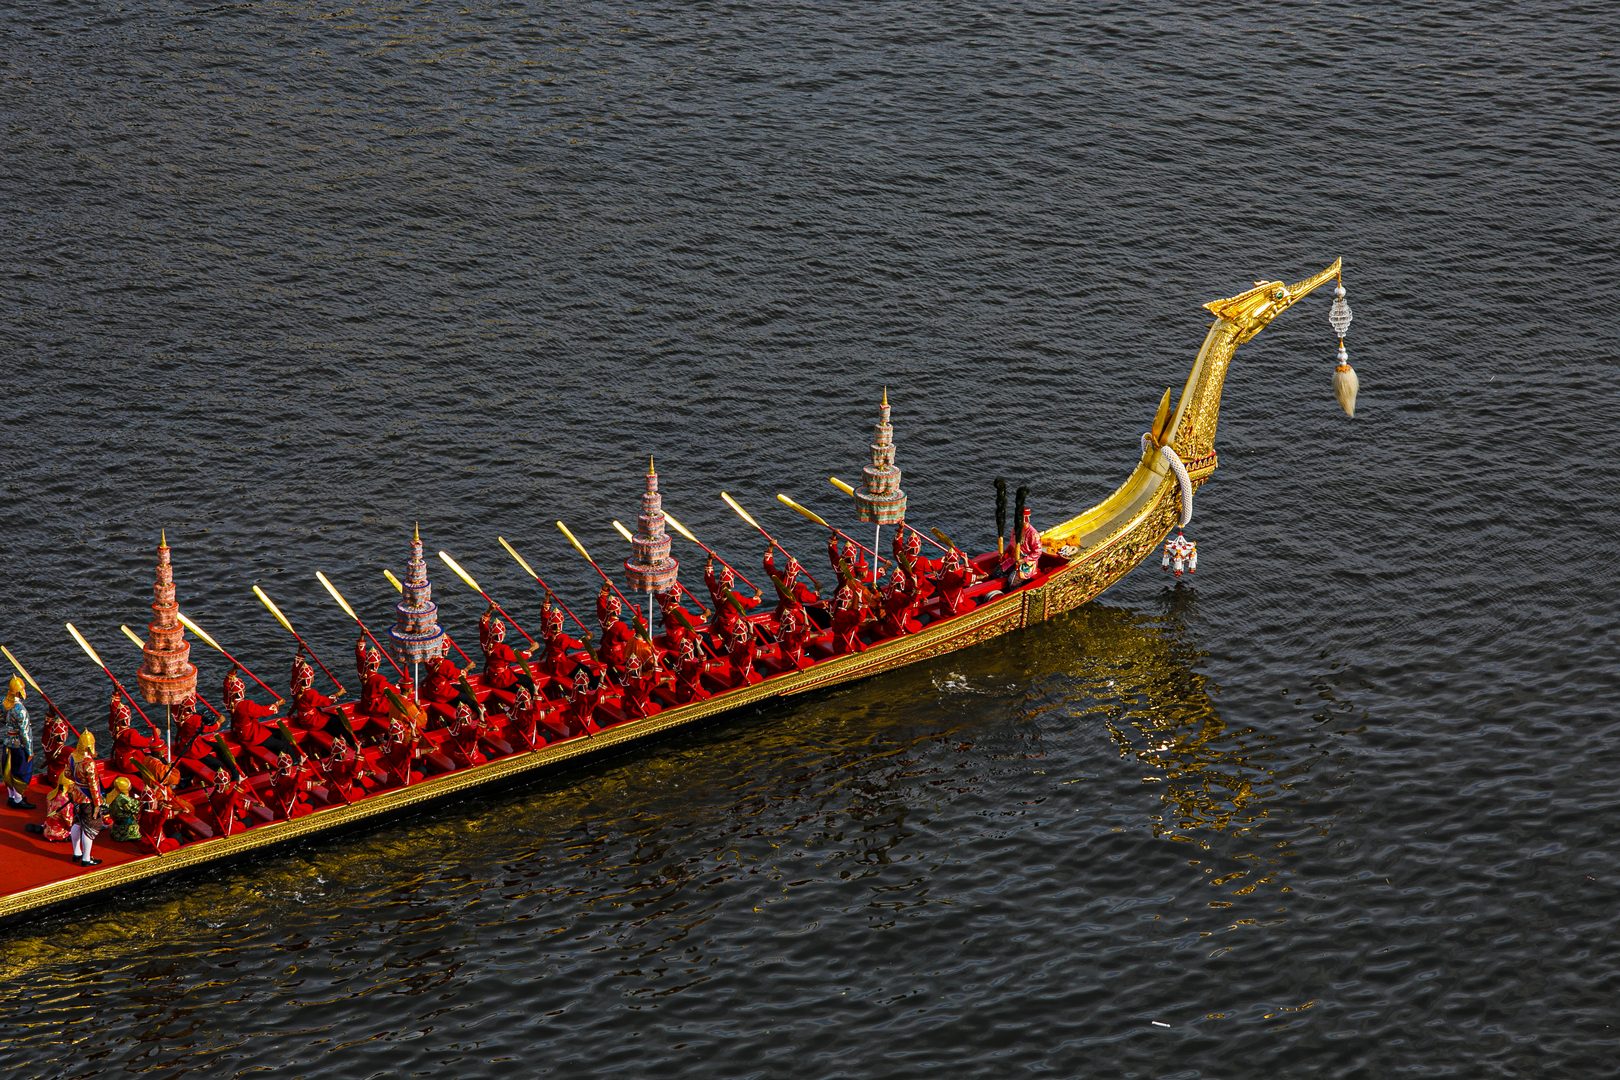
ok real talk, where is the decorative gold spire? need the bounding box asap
[881,386,888,408]
[160,529,167,548]
[649,455,656,475]
[414,521,420,542]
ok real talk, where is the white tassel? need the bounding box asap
[1333,345,1359,418]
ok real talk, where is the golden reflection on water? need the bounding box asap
[1031,595,1296,906]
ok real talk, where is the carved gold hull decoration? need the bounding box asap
[0,260,1342,925]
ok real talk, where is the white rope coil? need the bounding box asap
[1159,444,1193,527]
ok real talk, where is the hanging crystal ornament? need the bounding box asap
[1330,279,1358,417]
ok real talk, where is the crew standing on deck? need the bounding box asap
[2,676,34,809]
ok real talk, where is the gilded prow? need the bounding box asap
[1041,260,1341,570]
[1166,258,1342,465]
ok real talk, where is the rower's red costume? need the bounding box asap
[204,770,251,837]
[674,636,708,705]
[830,578,869,655]
[657,589,702,656]
[776,604,811,670]
[40,708,74,785]
[226,668,281,765]
[596,585,636,683]
[840,539,871,586]
[290,658,338,735]
[565,660,606,734]
[319,737,366,801]
[503,687,542,750]
[894,527,937,599]
[765,552,817,625]
[169,694,220,786]
[354,640,398,736]
[422,639,465,721]
[725,617,760,687]
[935,549,984,617]
[479,608,527,706]
[538,599,585,686]
[704,556,757,618]
[378,718,421,787]
[269,753,311,819]
[621,638,662,718]
[877,567,921,639]
[137,782,182,855]
[444,700,487,768]
[107,693,153,775]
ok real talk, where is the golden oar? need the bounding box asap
[930,527,964,554]
[65,621,160,735]
[719,492,822,591]
[253,585,346,697]
[118,624,224,719]
[383,569,474,665]
[437,550,540,648]
[663,511,765,596]
[176,610,284,704]
[777,492,894,568]
[1,643,79,736]
[315,571,407,678]
[496,535,591,637]
[554,522,649,639]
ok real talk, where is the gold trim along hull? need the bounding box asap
[0,260,1340,925]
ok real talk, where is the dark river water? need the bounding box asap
[2,1,1615,1076]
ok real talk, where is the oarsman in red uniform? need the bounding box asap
[137,780,183,855]
[169,693,221,787]
[479,606,534,706]
[673,635,709,705]
[353,634,385,725]
[421,639,466,722]
[725,616,760,687]
[40,706,74,786]
[776,604,812,671]
[620,636,662,719]
[536,598,586,688]
[595,584,636,684]
[289,654,340,739]
[704,555,757,622]
[934,549,985,617]
[269,752,311,820]
[204,768,254,837]
[107,693,153,775]
[893,527,937,603]
[764,551,816,629]
[876,567,922,640]
[503,686,542,750]
[764,549,817,620]
[564,657,606,735]
[444,699,488,769]
[656,588,704,657]
[378,717,422,788]
[829,572,871,655]
[318,736,367,802]
[225,666,286,766]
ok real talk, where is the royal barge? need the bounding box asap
[0,260,1356,924]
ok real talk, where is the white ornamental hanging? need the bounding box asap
[1330,281,1358,417]
[1161,528,1197,578]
